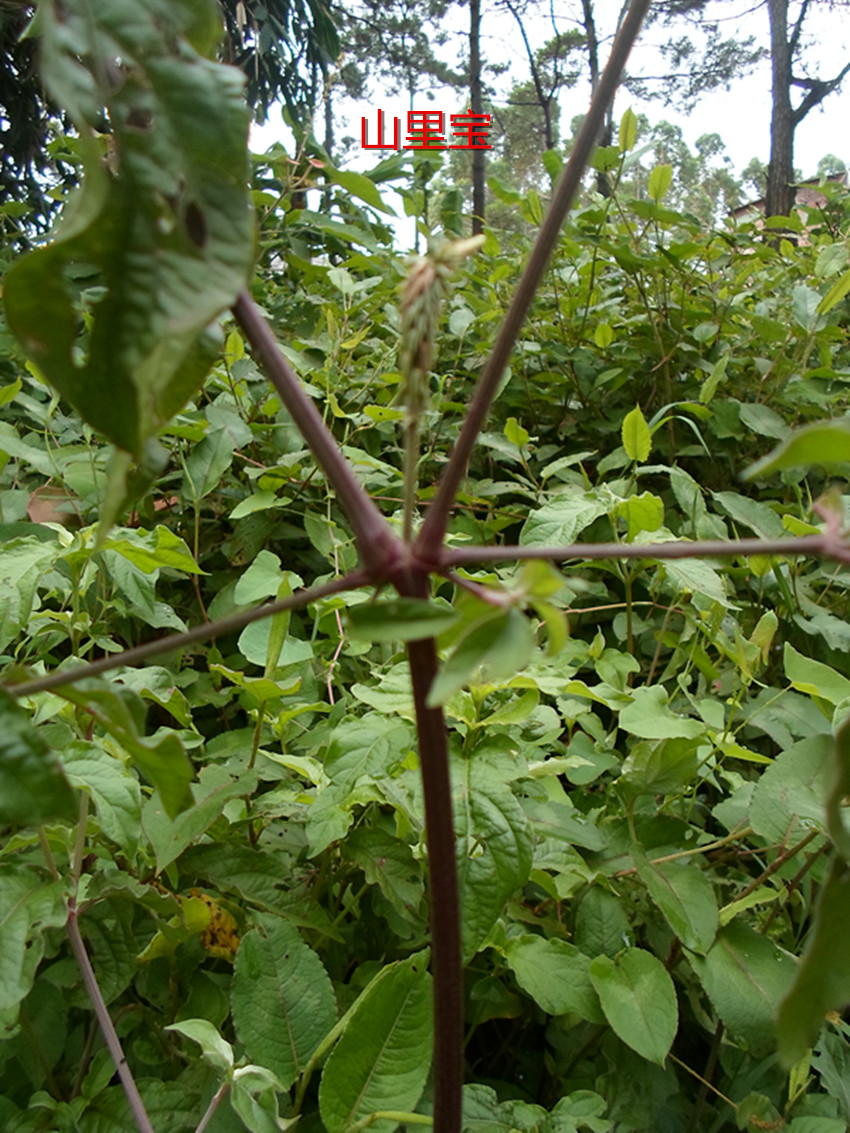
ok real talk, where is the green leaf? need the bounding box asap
[618,686,704,740]
[454,757,534,961]
[142,765,255,872]
[318,952,432,1133]
[594,322,614,348]
[589,950,678,1065]
[749,735,831,844]
[347,599,460,643]
[818,267,850,314]
[229,490,281,519]
[58,681,194,820]
[103,526,205,575]
[504,935,604,1022]
[793,284,825,332]
[0,870,68,1015]
[618,108,637,154]
[617,492,664,539]
[778,857,850,1064]
[231,918,337,1091]
[182,428,236,501]
[827,716,850,861]
[64,740,142,857]
[0,688,77,826]
[165,1019,233,1075]
[427,609,535,707]
[744,419,850,479]
[621,406,651,462]
[700,354,728,403]
[635,851,717,954]
[347,828,424,921]
[785,643,850,706]
[504,416,530,448]
[0,537,60,653]
[647,164,673,203]
[519,493,608,547]
[689,920,797,1055]
[329,167,395,215]
[542,149,563,179]
[3,0,252,460]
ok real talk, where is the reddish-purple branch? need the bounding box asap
[3,570,371,699]
[232,292,402,575]
[405,635,462,1133]
[441,532,850,567]
[415,0,652,558]
[67,899,156,1133]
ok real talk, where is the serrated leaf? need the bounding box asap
[589,950,677,1065]
[142,766,255,872]
[3,0,252,460]
[519,493,608,547]
[232,918,337,1091]
[454,758,534,961]
[318,952,432,1133]
[621,406,651,462]
[347,599,460,643]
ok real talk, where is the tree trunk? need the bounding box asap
[581,0,619,197]
[765,0,795,217]
[469,0,485,234]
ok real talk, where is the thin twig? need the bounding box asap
[734,828,821,903]
[195,1082,230,1133]
[2,570,371,699]
[67,899,156,1133]
[415,0,652,557]
[440,532,849,567]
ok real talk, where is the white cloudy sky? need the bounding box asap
[252,0,849,239]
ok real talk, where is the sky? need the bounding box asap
[251,0,850,243]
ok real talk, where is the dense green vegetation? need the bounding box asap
[3,2,850,1132]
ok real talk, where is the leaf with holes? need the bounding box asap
[3,0,252,460]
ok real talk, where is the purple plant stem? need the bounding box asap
[3,570,371,699]
[67,898,156,1133]
[415,0,652,558]
[232,291,402,576]
[406,634,461,1133]
[440,532,850,567]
